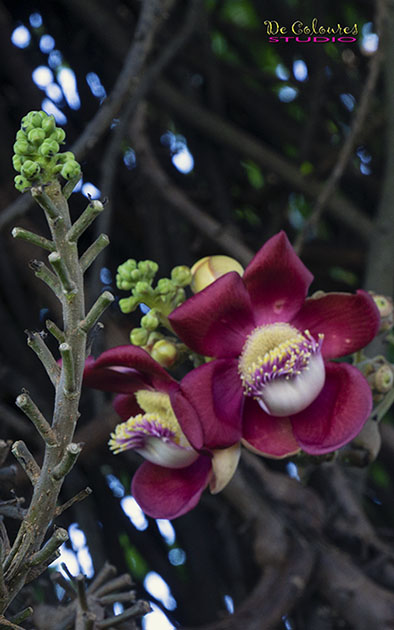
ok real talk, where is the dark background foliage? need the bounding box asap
[1,0,394,628]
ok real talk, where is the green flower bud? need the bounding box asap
[54,128,66,143]
[151,339,178,368]
[21,160,41,179]
[130,269,141,281]
[12,155,22,172]
[55,151,75,164]
[60,160,81,180]
[42,115,56,134]
[118,296,140,313]
[138,260,159,279]
[135,281,154,297]
[156,278,174,295]
[141,309,159,331]
[171,265,192,287]
[39,139,60,157]
[130,327,149,346]
[13,139,30,155]
[16,130,27,141]
[173,288,186,307]
[14,175,30,191]
[30,111,44,127]
[28,128,46,145]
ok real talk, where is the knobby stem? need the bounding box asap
[2,179,111,613]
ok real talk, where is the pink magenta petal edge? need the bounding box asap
[177,359,243,450]
[241,398,300,458]
[169,272,255,358]
[113,394,142,421]
[243,231,314,325]
[291,290,380,359]
[83,362,148,394]
[131,456,212,519]
[92,346,175,386]
[290,362,372,454]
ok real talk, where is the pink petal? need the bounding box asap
[177,360,243,450]
[243,231,313,324]
[93,346,175,388]
[169,272,255,358]
[113,394,141,420]
[83,362,147,394]
[242,398,300,457]
[291,290,380,359]
[290,362,372,454]
[131,456,212,519]
[169,387,204,451]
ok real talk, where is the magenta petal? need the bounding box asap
[243,231,313,324]
[83,362,148,394]
[93,346,175,387]
[291,362,372,454]
[170,388,204,451]
[177,360,243,449]
[132,456,212,519]
[113,394,141,420]
[291,291,380,359]
[242,398,300,457]
[169,272,255,358]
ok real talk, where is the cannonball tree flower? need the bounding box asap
[84,346,241,518]
[169,232,380,457]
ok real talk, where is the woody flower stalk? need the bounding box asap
[1,111,113,619]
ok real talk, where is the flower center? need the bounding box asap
[109,390,198,468]
[239,323,325,417]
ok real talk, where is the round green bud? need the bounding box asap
[141,310,159,331]
[138,260,159,279]
[13,139,30,155]
[135,281,154,297]
[151,339,178,368]
[60,160,81,180]
[14,175,30,191]
[130,327,149,346]
[157,278,174,295]
[130,269,141,281]
[54,151,73,164]
[16,130,27,141]
[53,128,66,143]
[39,139,60,157]
[117,259,137,280]
[12,155,22,172]
[30,111,44,127]
[171,265,192,287]
[42,115,56,134]
[21,160,41,179]
[28,128,46,145]
[118,296,139,313]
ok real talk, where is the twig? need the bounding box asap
[78,291,114,334]
[11,227,55,252]
[54,486,92,517]
[29,259,62,297]
[52,443,83,481]
[48,251,77,297]
[96,601,151,629]
[79,234,109,273]
[86,563,116,594]
[59,343,76,394]
[67,200,105,243]
[46,319,66,344]
[15,392,57,446]
[11,441,40,485]
[25,330,61,387]
[28,528,69,567]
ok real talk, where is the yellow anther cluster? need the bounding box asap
[239,322,323,396]
[108,389,187,455]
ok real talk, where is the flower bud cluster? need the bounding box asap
[370,292,394,333]
[117,259,191,317]
[364,357,394,402]
[12,111,81,191]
